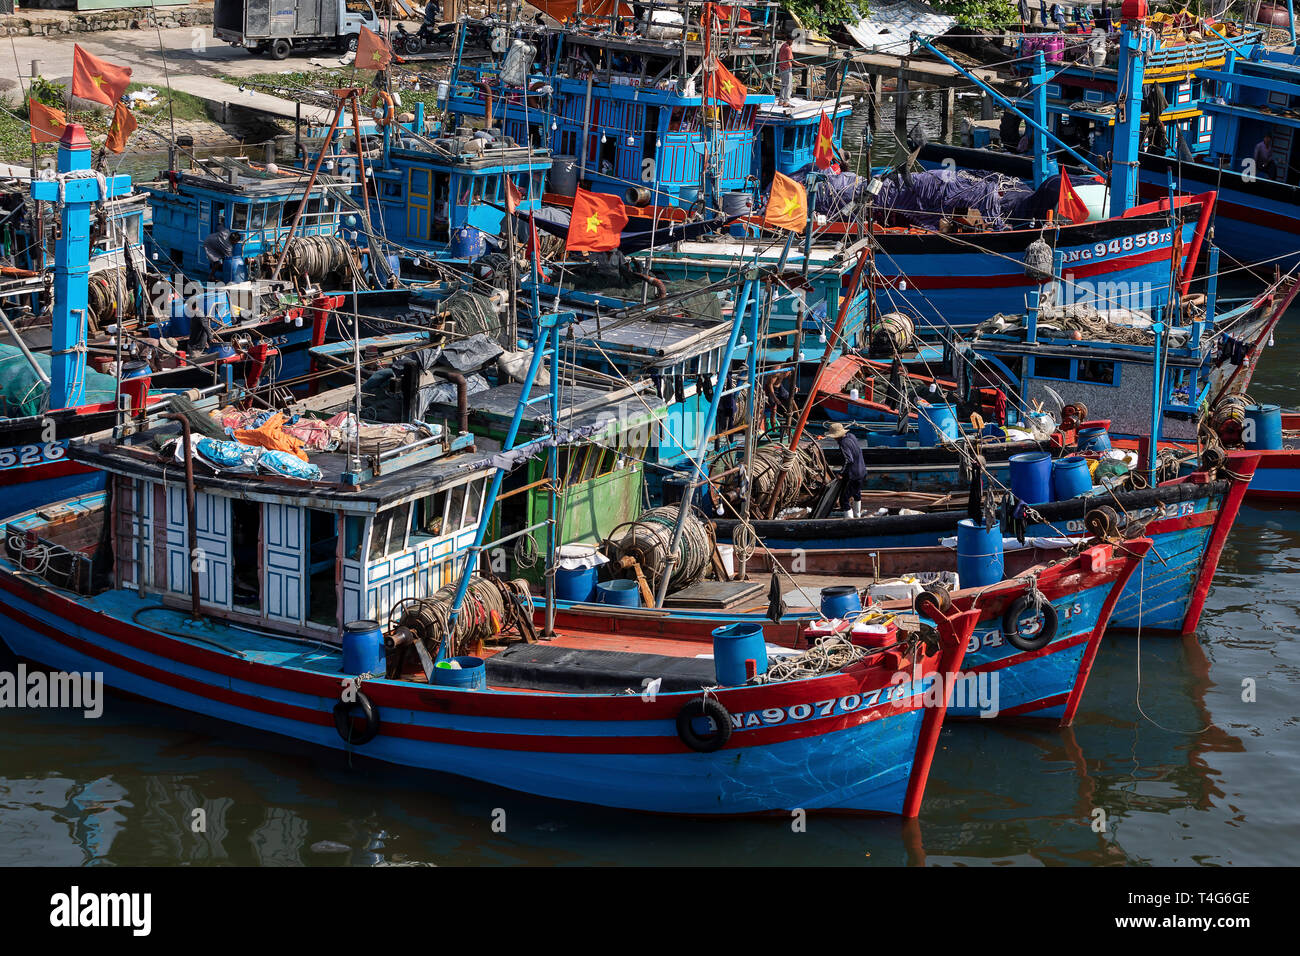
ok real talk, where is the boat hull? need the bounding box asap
[0,565,977,816]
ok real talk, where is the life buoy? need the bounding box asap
[676,697,732,753]
[1002,596,1058,652]
[333,690,380,745]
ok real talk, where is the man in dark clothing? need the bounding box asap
[204,224,239,281]
[826,422,865,518]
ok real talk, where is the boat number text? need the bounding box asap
[1061,230,1172,265]
[729,681,922,730]
[0,442,67,469]
[1063,500,1195,533]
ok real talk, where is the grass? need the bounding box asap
[0,81,214,165]
[227,67,450,125]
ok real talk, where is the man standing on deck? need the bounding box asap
[1255,133,1278,180]
[826,423,865,518]
[204,220,235,282]
[777,34,794,105]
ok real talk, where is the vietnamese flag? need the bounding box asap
[703,60,747,111]
[355,26,392,71]
[813,111,835,170]
[763,172,807,233]
[566,187,628,253]
[104,102,138,154]
[505,175,523,215]
[71,44,132,107]
[29,100,67,144]
[1057,167,1090,224]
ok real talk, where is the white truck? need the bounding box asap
[213,0,382,60]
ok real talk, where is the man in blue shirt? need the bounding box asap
[826,422,866,518]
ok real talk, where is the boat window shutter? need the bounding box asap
[264,502,305,624]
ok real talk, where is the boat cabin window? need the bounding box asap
[306,509,339,625]
[1033,356,1072,381]
[249,204,267,230]
[231,498,262,612]
[411,491,448,538]
[231,204,249,230]
[282,199,303,226]
[369,504,412,560]
[1077,359,1118,386]
[344,515,365,560]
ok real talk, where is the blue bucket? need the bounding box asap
[983,423,1007,441]
[819,585,861,620]
[222,255,247,284]
[1052,456,1093,501]
[1009,451,1052,505]
[1077,426,1111,453]
[712,622,768,685]
[556,564,598,603]
[432,656,486,690]
[918,403,958,446]
[342,620,385,675]
[451,226,486,260]
[957,518,1004,589]
[1245,404,1283,450]
[597,579,640,607]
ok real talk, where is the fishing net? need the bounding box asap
[0,345,119,417]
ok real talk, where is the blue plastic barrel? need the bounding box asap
[342,620,385,675]
[712,622,768,685]
[432,656,486,690]
[121,360,151,380]
[819,585,862,620]
[1009,451,1052,504]
[167,296,191,338]
[1051,456,1093,500]
[1245,404,1283,450]
[222,256,247,284]
[918,404,958,446]
[556,565,597,602]
[451,226,486,260]
[1076,426,1112,453]
[597,579,640,607]
[957,519,1004,589]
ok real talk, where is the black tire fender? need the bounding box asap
[334,690,380,745]
[676,697,733,753]
[1002,596,1058,652]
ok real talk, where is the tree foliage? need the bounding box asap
[931,0,1019,28]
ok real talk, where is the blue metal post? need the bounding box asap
[440,311,573,660]
[1030,53,1058,188]
[30,124,132,410]
[653,273,756,607]
[1110,25,1148,219]
[1149,319,1164,484]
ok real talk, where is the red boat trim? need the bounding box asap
[0,460,93,486]
[1180,451,1260,636]
[902,607,977,818]
[0,573,945,753]
[997,692,1071,718]
[1062,539,1152,725]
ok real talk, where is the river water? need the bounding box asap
[3,94,1298,866]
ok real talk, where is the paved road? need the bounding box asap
[11,27,347,122]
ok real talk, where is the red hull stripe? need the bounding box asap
[0,575,933,753]
[964,632,1090,673]
[0,460,93,486]
[868,247,1182,291]
[997,693,1072,718]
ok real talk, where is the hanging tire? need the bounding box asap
[1002,596,1058,652]
[676,698,732,753]
[334,690,380,745]
[269,38,292,60]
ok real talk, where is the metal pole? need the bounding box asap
[654,273,756,607]
[543,317,559,638]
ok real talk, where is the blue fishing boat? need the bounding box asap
[0,301,980,816]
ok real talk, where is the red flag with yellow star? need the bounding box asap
[702,60,747,111]
[29,100,67,145]
[763,172,807,233]
[71,44,132,107]
[104,101,138,154]
[566,188,628,253]
[1057,167,1090,224]
[355,26,392,71]
[814,111,836,170]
